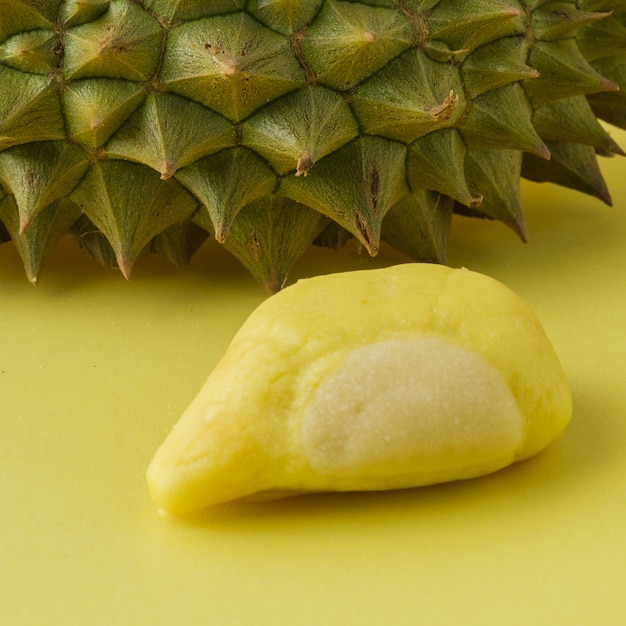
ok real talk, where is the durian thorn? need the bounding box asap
[264,272,288,295]
[214,223,229,244]
[160,160,177,180]
[516,219,528,244]
[430,90,459,122]
[598,136,626,157]
[19,215,33,235]
[535,143,551,161]
[219,60,240,77]
[117,255,133,280]
[595,179,612,206]
[600,78,620,93]
[470,194,484,209]
[355,209,380,257]
[296,153,314,176]
[573,11,613,31]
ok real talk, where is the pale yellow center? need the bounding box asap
[302,337,524,477]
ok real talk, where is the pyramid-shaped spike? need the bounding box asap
[242,86,359,176]
[461,83,550,158]
[63,79,145,148]
[0,29,58,74]
[407,129,482,208]
[0,67,65,150]
[351,48,466,143]
[63,2,163,81]
[462,38,539,98]
[70,161,199,277]
[381,190,453,264]
[522,141,612,205]
[222,194,329,293]
[280,137,408,255]
[533,96,624,154]
[0,195,81,283]
[300,0,413,90]
[576,14,626,62]
[162,13,304,122]
[0,142,89,232]
[175,147,277,244]
[532,3,610,40]
[525,39,619,104]
[427,0,525,51]
[463,149,527,242]
[106,93,235,179]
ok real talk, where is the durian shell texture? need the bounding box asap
[1,0,625,288]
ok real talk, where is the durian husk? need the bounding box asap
[0,0,625,289]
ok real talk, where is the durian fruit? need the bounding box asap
[147,264,572,514]
[1,1,625,288]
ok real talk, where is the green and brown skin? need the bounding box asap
[1,0,625,289]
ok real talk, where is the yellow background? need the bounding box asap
[2,129,625,625]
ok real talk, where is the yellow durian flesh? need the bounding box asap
[147,263,572,515]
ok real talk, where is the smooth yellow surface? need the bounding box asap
[2,129,626,624]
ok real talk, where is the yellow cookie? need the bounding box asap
[147,263,572,514]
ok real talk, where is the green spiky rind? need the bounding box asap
[70,160,200,278]
[0,195,81,283]
[0,0,625,288]
[221,194,330,293]
[381,190,454,264]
